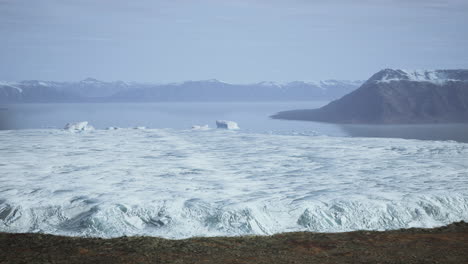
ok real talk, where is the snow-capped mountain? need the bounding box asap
[273,69,468,124]
[0,79,363,103]
[0,80,78,103]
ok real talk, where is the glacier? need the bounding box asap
[0,128,467,239]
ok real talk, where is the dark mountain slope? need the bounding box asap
[272,69,468,124]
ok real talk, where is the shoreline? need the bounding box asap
[1,221,467,263]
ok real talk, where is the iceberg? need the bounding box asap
[64,121,94,131]
[192,125,210,130]
[215,120,239,130]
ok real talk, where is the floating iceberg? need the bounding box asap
[192,125,210,130]
[216,120,239,129]
[64,121,94,131]
[106,126,120,130]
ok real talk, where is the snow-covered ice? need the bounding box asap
[216,120,239,129]
[0,128,467,239]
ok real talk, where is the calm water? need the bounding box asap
[1,102,467,142]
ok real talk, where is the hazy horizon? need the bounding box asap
[1,0,468,83]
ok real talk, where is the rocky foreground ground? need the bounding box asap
[1,221,467,264]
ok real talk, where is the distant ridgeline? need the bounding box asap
[0,78,362,103]
[272,69,468,124]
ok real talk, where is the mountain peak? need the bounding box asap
[257,81,282,87]
[182,79,224,85]
[81,77,101,83]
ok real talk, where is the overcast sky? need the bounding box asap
[0,0,467,83]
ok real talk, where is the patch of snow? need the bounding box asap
[377,69,460,84]
[205,79,222,83]
[319,80,340,86]
[257,81,283,87]
[0,81,23,93]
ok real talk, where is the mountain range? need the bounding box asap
[0,79,362,103]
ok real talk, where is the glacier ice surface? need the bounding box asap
[0,128,467,238]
